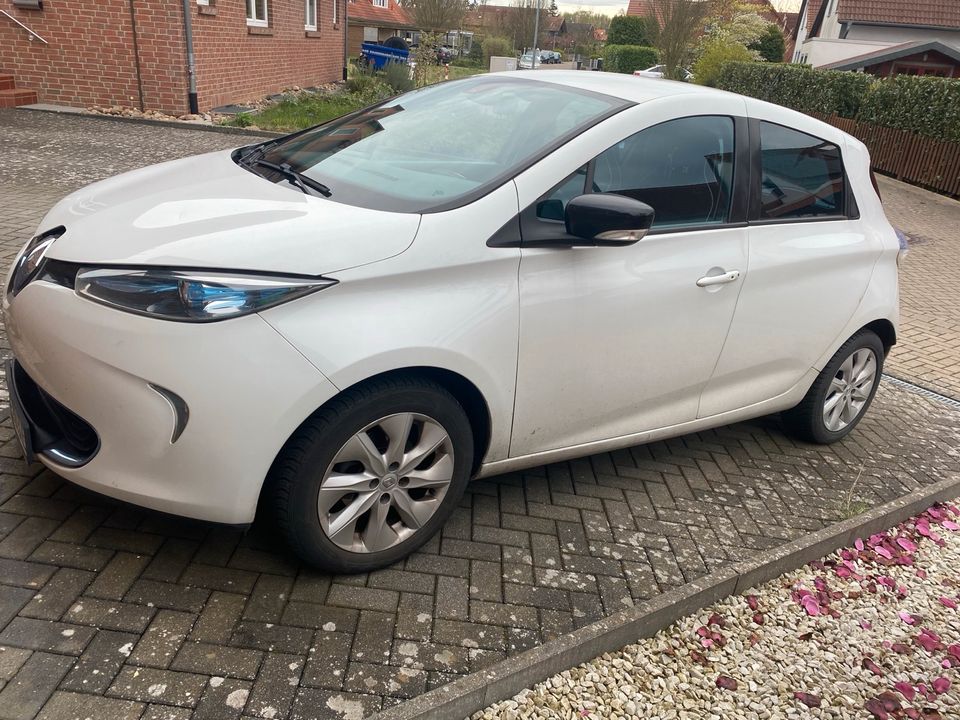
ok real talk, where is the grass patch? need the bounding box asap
[222,65,487,133]
[224,92,368,133]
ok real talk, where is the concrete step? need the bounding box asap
[0,88,39,108]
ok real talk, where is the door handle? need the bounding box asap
[696,269,741,287]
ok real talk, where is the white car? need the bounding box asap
[634,64,693,81]
[519,52,541,70]
[4,73,901,572]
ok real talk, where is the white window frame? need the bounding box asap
[372,0,387,8]
[305,0,317,30]
[332,0,338,25]
[246,0,268,27]
[197,0,210,6]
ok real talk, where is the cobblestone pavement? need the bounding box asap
[877,175,960,399]
[0,109,958,720]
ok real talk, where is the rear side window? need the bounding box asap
[759,122,845,220]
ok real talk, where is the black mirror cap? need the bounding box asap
[565,193,655,245]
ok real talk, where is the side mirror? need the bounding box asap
[565,193,655,246]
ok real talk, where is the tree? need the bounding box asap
[750,23,786,62]
[653,0,713,80]
[692,38,753,86]
[607,15,656,46]
[409,0,467,31]
[549,0,558,17]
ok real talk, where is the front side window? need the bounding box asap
[305,0,317,29]
[256,77,626,213]
[592,115,735,228]
[246,0,268,25]
[759,121,844,220]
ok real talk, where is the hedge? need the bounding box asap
[716,62,960,142]
[602,45,659,75]
[857,75,960,143]
[716,62,872,118]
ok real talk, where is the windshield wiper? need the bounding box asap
[252,159,332,198]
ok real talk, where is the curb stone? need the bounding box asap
[15,105,283,139]
[372,473,960,720]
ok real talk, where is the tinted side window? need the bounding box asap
[759,122,845,220]
[592,116,735,228]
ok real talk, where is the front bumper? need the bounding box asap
[3,279,339,524]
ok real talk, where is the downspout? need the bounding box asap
[128,0,146,111]
[181,0,199,114]
[342,0,348,81]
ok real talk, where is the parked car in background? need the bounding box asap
[436,45,455,65]
[634,64,694,81]
[5,73,901,573]
[519,52,541,69]
[540,50,562,64]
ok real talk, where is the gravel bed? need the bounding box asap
[475,504,960,720]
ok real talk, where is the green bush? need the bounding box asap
[692,41,754,88]
[716,62,873,118]
[382,60,414,93]
[749,24,786,63]
[467,38,483,65]
[607,15,656,46]
[483,36,514,64]
[858,75,960,143]
[346,65,379,95]
[602,44,659,75]
[716,62,960,142]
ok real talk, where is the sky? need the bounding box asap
[489,0,803,19]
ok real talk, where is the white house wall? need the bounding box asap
[846,25,960,49]
[800,37,895,66]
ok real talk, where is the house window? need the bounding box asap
[246,0,268,26]
[305,0,317,29]
[372,0,387,7]
[333,0,338,25]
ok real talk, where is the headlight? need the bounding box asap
[75,268,336,322]
[10,227,65,296]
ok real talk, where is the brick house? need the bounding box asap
[792,0,960,70]
[346,0,415,57]
[0,0,345,114]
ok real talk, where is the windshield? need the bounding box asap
[254,77,627,213]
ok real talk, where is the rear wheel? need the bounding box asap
[268,377,473,572]
[782,330,884,444]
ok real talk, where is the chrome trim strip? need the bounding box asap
[149,383,190,443]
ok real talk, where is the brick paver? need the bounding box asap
[0,109,959,720]
[877,175,960,399]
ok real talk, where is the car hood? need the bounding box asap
[40,150,420,276]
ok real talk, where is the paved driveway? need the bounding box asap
[0,109,958,720]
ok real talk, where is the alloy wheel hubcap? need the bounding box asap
[317,412,454,554]
[822,348,878,432]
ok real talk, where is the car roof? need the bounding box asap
[483,71,851,145]
[488,70,730,106]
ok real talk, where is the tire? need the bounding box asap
[267,376,473,573]
[781,329,885,444]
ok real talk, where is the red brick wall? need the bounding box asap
[2,1,138,109]
[191,0,345,110]
[0,0,344,114]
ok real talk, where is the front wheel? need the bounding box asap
[781,330,885,444]
[267,377,473,573]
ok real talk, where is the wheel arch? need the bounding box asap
[272,366,492,478]
[862,318,896,356]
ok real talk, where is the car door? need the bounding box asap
[698,112,883,418]
[509,103,751,458]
